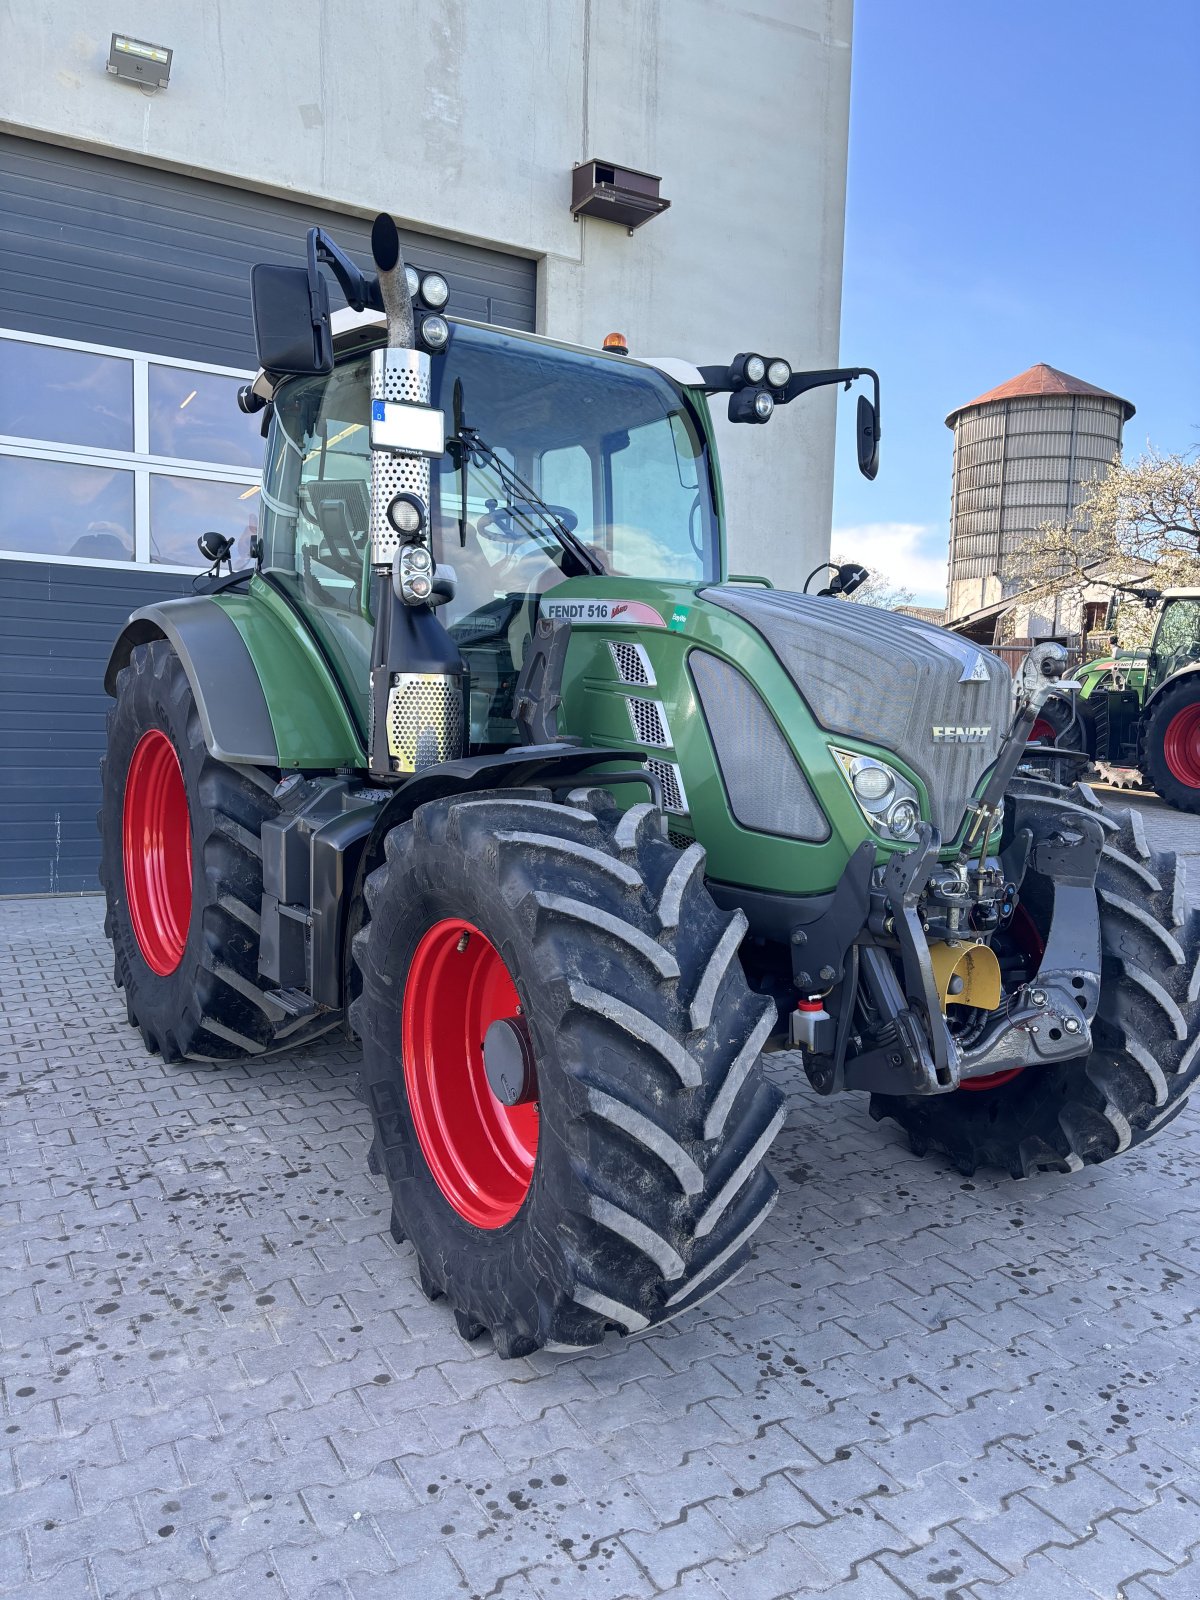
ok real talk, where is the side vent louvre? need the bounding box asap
[609,640,655,686]
[625,696,672,747]
[645,757,688,814]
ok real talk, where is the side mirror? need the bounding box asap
[250,263,332,376]
[856,394,880,480]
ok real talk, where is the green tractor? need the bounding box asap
[1032,591,1200,810]
[100,216,1200,1357]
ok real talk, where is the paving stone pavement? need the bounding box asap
[2,796,1199,1600]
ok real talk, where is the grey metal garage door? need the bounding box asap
[0,134,536,895]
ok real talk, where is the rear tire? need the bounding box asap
[1143,680,1200,813]
[870,783,1200,1177]
[99,639,303,1062]
[351,787,784,1356]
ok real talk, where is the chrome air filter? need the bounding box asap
[370,347,432,565]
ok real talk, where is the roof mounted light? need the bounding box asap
[419,273,450,309]
[767,358,792,390]
[420,315,450,352]
[603,332,629,354]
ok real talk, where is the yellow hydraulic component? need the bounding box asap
[928,939,1003,1013]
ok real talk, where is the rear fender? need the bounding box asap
[103,592,365,769]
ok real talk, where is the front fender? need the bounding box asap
[104,588,365,770]
[1143,662,1200,715]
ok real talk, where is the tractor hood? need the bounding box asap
[701,586,1011,840]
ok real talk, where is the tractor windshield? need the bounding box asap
[429,321,719,611]
[259,319,719,738]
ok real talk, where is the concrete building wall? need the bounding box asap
[0,0,853,588]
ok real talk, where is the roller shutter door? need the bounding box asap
[0,134,535,894]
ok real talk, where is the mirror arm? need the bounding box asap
[307,227,383,315]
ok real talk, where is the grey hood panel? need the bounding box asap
[701,586,1011,838]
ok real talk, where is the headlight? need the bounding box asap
[767,358,791,389]
[405,266,420,299]
[420,272,450,309]
[744,354,766,384]
[851,760,894,806]
[753,391,774,420]
[832,747,922,841]
[420,315,450,351]
[886,799,920,839]
[387,493,426,536]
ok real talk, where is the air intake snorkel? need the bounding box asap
[365,213,465,779]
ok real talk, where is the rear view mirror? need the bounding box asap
[856,394,880,480]
[250,263,332,376]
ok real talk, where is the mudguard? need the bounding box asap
[1143,661,1200,715]
[103,592,365,770]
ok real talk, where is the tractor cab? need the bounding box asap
[258,313,721,746]
[1146,589,1200,692]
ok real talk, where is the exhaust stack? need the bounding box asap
[365,213,465,778]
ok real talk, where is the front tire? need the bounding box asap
[870,784,1200,1177]
[1144,680,1200,813]
[351,787,784,1356]
[99,639,300,1062]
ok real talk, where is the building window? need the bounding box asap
[0,329,261,572]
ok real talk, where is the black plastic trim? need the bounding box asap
[103,597,278,766]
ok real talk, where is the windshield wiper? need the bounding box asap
[446,391,603,576]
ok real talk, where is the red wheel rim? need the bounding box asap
[1029,717,1055,744]
[1163,703,1200,787]
[959,904,1043,1093]
[401,918,538,1229]
[122,730,192,976]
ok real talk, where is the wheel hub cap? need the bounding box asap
[401,918,538,1228]
[1163,703,1200,787]
[122,729,192,976]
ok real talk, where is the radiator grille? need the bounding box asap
[609,639,654,686]
[386,673,463,773]
[645,757,688,814]
[626,696,672,747]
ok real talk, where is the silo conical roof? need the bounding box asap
[945,363,1135,427]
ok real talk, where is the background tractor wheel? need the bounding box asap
[351,787,784,1356]
[99,639,315,1062]
[870,782,1200,1177]
[1143,679,1200,813]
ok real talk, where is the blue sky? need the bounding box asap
[830,0,1200,605]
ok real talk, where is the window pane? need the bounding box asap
[0,339,133,451]
[148,366,261,467]
[0,456,133,560]
[150,474,260,567]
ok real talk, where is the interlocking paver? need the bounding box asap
[2,793,1200,1596]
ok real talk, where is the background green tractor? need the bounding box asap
[100,216,1200,1358]
[1032,590,1200,810]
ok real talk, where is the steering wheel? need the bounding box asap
[476,497,579,543]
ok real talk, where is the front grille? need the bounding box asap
[386,673,464,772]
[609,639,655,686]
[645,757,688,814]
[626,696,672,747]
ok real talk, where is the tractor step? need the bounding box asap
[267,987,321,1034]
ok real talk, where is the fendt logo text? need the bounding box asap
[931,725,992,743]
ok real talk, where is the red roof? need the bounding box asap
[946,363,1135,426]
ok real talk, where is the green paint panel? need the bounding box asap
[215,579,366,769]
